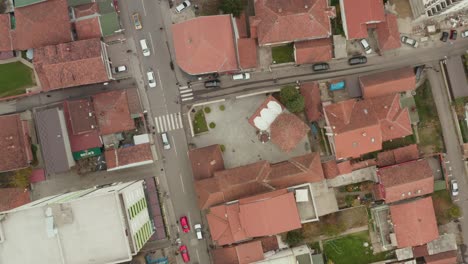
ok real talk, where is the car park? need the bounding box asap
[140,39,151,57]
[312,62,330,71]
[179,245,190,263]
[114,65,127,73]
[348,56,367,65]
[450,29,458,40]
[161,132,171,150]
[132,13,142,30]
[204,79,221,88]
[451,180,459,196]
[400,36,419,48]
[176,0,191,13]
[180,216,190,233]
[440,31,449,42]
[461,30,468,38]
[359,39,372,54]
[147,69,156,88]
[232,73,251,80]
[194,224,203,239]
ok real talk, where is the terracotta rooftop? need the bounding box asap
[0,188,30,212]
[424,251,458,264]
[294,38,333,65]
[0,15,13,51]
[212,241,265,264]
[0,114,32,172]
[172,15,239,75]
[206,189,301,246]
[412,245,429,257]
[322,160,352,179]
[376,159,434,203]
[195,152,323,209]
[34,38,109,91]
[105,143,153,170]
[74,18,102,40]
[390,197,438,248]
[341,0,385,39]
[73,3,99,18]
[257,236,279,252]
[270,113,310,152]
[300,82,322,122]
[238,38,258,70]
[375,14,401,52]
[92,90,135,135]
[189,145,225,181]
[323,94,412,159]
[377,144,419,167]
[250,0,335,45]
[236,12,249,38]
[359,67,416,98]
[126,88,143,117]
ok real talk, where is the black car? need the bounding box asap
[204,79,221,88]
[312,62,330,71]
[348,56,367,65]
[450,29,458,40]
[440,31,449,42]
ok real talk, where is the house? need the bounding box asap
[211,241,265,264]
[339,0,385,39]
[294,38,334,65]
[322,160,378,187]
[206,189,302,246]
[255,245,321,264]
[188,144,225,181]
[0,188,30,211]
[34,38,111,91]
[92,90,136,135]
[389,197,439,248]
[323,94,412,159]
[424,251,458,264]
[104,143,154,171]
[0,181,154,264]
[409,0,468,19]
[376,144,419,167]
[0,114,33,172]
[374,159,434,203]
[375,14,402,52]
[359,67,416,98]
[300,82,322,122]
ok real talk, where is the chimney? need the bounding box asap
[362,132,367,137]
[363,109,368,114]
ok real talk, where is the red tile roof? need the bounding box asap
[74,18,102,40]
[351,159,377,170]
[300,82,322,122]
[73,3,99,18]
[92,90,135,135]
[377,144,419,167]
[270,113,310,152]
[238,38,258,70]
[0,15,13,51]
[206,189,301,246]
[294,38,333,65]
[34,38,109,91]
[189,145,225,181]
[250,0,335,45]
[323,94,412,159]
[359,67,416,98]
[172,15,239,75]
[412,245,429,257]
[0,114,32,172]
[322,160,352,179]
[30,168,46,183]
[236,12,249,38]
[195,152,323,209]
[376,159,434,203]
[390,197,439,248]
[0,188,30,211]
[375,14,401,52]
[424,251,458,264]
[341,0,385,39]
[105,143,153,170]
[257,236,279,252]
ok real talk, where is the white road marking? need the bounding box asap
[153,113,184,133]
[162,116,167,131]
[148,32,155,54]
[141,0,147,16]
[154,117,161,133]
[196,249,201,263]
[170,114,175,131]
[172,135,178,157]
[166,115,172,131]
[179,85,189,90]
[179,173,185,193]
[156,70,163,90]
[181,97,194,101]
[179,89,192,94]
[180,93,193,98]
[174,116,179,129]
[178,114,183,128]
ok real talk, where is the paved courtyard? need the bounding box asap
[189,94,312,168]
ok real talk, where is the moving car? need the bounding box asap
[232,73,251,80]
[348,56,367,65]
[312,62,330,71]
[147,69,156,88]
[400,36,419,48]
[450,29,458,40]
[140,39,151,57]
[132,12,142,30]
[204,79,221,88]
[176,0,191,13]
[461,30,468,38]
[194,224,203,240]
[179,245,190,263]
[451,180,459,196]
[161,132,171,150]
[114,65,127,73]
[359,39,372,54]
[440,31,449,42]
[180,216,190,233]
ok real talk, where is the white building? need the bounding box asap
[410,0,468,19]
[0,180,154,264]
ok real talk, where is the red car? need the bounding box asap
[179,245,190,262]
[180,216,190,233]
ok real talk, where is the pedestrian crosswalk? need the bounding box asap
[179,85,193,102]
[154,113,184,133]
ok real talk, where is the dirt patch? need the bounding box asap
[195,0,222,16]
[389,0,412,19]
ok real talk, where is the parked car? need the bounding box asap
[179,245,190,263]
[180,216,190,233]
[161,132,170,150]
[440,31,449,42]
[312,62,330,71]
[400,36,419,48]
[114,65,127,73]
[132,12,142,30]
[140,39,151,57]
[359,39,372,54]
[348,56,367,65]
[451,180,459,196]
[461,30,468,38]
[232,73,251,80]
[450,29,458,40]
[147,69,156,88]
[194,224,203,240]
[204,79,221,88]
[176,0,191,13]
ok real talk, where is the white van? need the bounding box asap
[140,39,151,57]
[232,73,250,80]
[161,132,171,150]
[194,224,203,239]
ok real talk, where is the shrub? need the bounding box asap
[204,107,211,114]
[285,230,304,247]
[279,85,305,113]
[448,205,462,220]
[220,144,226,152]
[11,167,32,188]
[219,105,225,111]
[209,122,216,129]
[220,0,244,17]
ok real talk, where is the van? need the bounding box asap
[232,73,250,80]
[194,224,203,239]
[140,39,151,57]
[161,132,171,150]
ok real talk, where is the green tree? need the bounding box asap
[280,86,305,113]
[285,230,304,247]
[220,0,244,17]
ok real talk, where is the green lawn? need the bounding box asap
[432,190,461,224]
[193,109,209,134]
[324,231,394,264]
[272,44,295,64]
[0,61,35,97]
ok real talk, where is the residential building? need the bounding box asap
[254,245,321,264]
[322,159,378,187]
[396,234,458,263]
[92,90,136,135]
[211,241,265,264]
[359,67,416,98]
[105,143,154,171]
[0,113,33,172]
[0,180,154,264]
[375,14,402,52]
[0,188,30,211]
[376,144,420,167]
[69,0,121,38]
[424,251,458,264]
[340,0,385,39]
[188,144,225,181]
[410,0,468,19]
[323,94,412,159]
[300,82,322,122]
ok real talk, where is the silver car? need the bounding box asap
[176,0,191,13]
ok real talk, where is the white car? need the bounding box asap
[114,65,127,73]
[194,224,203,239]
[232,73,251,80]
[359,39,372,54]
[176,0,191,13]
[147,70,156,88]
[401,36,419,48]
[451,180,459,196]
[461,30,468,38]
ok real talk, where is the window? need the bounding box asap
[441,2,446,8]
[427,10,433,16]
